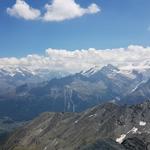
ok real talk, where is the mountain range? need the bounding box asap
[1,64,150,121]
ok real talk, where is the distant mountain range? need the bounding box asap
[0,67,68,97]
[1,64,150,121]
[2,101,150,150]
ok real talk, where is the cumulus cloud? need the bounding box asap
[0,45,150,73]
[7,0,100,21]
[43,0,100,21]
[7,0,41,20]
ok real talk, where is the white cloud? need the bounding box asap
[7,0,41,20]
[43,0,100,21]
[0,45,150,73]
[7,0,100,21]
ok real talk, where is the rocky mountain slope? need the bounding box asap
[2,101,150,150]
[122,79,150,104]
[0,117,25,146]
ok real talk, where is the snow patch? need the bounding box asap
[81,66,101,77]
[130,80,147,93]
[44,146,47,150]
[89,114,97,118]
[116,134,126,144]
[139,121,146,126]
[116,127,138,144]
[130,127,138,134]
[75,120,79,124]
[118,69,136,79]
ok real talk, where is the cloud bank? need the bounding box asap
[0,45,150,73]
[7,0,100,21]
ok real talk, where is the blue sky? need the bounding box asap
[0,0,150,57]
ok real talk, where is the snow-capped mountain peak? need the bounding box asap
[81,65,101,77]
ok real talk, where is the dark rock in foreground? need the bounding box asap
[2,101,150,150]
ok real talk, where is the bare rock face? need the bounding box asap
[78,139,126,150]
[122,137,147,150]
[79,138,148,150]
